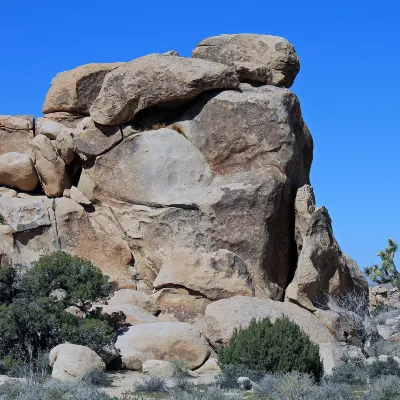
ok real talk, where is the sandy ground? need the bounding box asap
[102,370,217,398]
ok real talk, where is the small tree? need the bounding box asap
[218,316,324,381]
[365,239,399,288]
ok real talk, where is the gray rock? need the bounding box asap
[192,34,300,87]
[78,128,213,206]
[90,54,239,125]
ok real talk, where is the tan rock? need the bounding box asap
[0,152,38,191]
[204,296,342,374]
[195,358,221,373]
[49,343,105,381]
[142,360,176,377]
[153,248,253,300]
[35,117,66,139]
[152,288,211,325]
[92,304,158,325]
[43,63,124,115]
[54,131,75,164]
[115,322,211,370]
[0,115,34,156]
[0,187,17,198]
[108,289,158,315]
[31,134,71,197]
[78,128,213,206]
[69,186,92,206]
[54,197,134,286]
[285,185,368,310]
[192,34,299,87]
[90,54,239,125]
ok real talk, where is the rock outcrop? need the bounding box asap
[0,33,368,376]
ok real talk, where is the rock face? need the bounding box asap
[204,296,342,373]
[0,33,368,367]
[285,185,368,310]
[0,153,38,191]
[42,63,124,115]
[192,34,300,87]
[153,248,253,300]
[0,115,34,156]
[49,343,105,381]
[90,54,240,125]
[115,322,211,370]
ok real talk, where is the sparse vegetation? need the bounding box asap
[135,376,168,393]
[218,316,324,381]
[366,238,399,288]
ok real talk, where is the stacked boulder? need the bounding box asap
[0,33,369,375]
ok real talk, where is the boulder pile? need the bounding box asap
[0,33,369,376]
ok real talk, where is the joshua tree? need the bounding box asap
[365,239,399,288]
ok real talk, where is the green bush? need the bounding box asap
[218,316,324,381]
[0,266,17,304]
[369,375,400,400]
[20,250,112,308]
[367,356,400,378]
[329,360,367,385]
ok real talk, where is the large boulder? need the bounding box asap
[192,34,300,87]
[153,248,254,300]
[78,128,213,206]
[115,322,211,370]
[152,288,211,325]
[176,88,312,182]
[204,296,342,374]
[285,185,368,310]
[31,134,71,197]
[0,153,38,191]
[0,115,34,156]
[90,54,239,125]
[42,63,124,115]
[49,343,105,381]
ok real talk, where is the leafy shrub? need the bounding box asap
[370,301,397,317]
[168,387,243,400]
[329,360,367,385]
[0,266,17,304]
[367,356,400,378]
[369,375,400,400]
[216,364,261,389]
[254,373,282,395]
[135,375,168,392]
[20,250,112,308]
[0,296,112,361]
[83,370,113,387]
[308,381,353,400]
[0,378,115,400]
[218,316,324,381]
[272,372,314,400]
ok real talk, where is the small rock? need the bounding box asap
[237,376,252,390]
[69,186,92,206]
[142,360,176,377]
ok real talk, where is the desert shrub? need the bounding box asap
[370,301,397,317]
[0,296,112,361]
[308,381,353,400]
[168,387,243,400]
[0,266,17,304]
[367,338,400,358]
[0,378,115,400]
[329,360,367,385]
[218,316,324,381]
[367,356,400,378]
[254,373,282,395]
[135,375,168,392]
[83,370,113,387]
[216,364,261,389]
[174,376,194,392]
[272,372,314,400]
[19,250,112,309]
[368,375,400,400]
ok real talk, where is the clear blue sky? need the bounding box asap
[1,1,399,270]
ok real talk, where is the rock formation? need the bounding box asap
[0,33,368,372]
